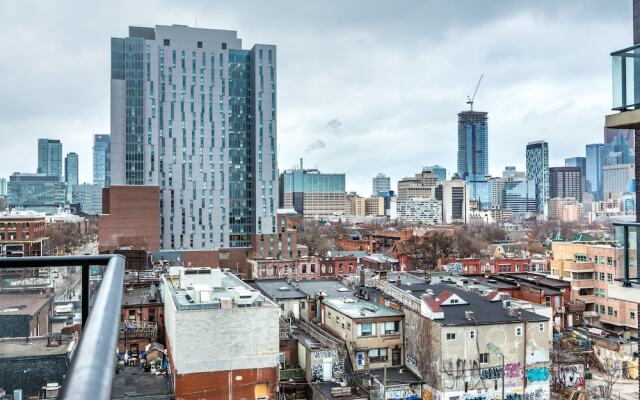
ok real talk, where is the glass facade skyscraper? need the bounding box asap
[93,134,111,187]
[279,168,345,218]
[586,143,605,201]
[110,25,277,249]
[422,165,447,182]
[457,111,488,181]
[372,173,390,196]
[604,128,634,165]
[503,180,536,213]
[37,139,62,180]
[7,173,66,214]
[525,141,549,213]
[65,152,79,187]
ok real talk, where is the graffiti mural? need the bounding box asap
[552,364,585,389]
[480,367,503,380]
[525,367,549,382]
[310,349,342,381]
[504,362,523,379]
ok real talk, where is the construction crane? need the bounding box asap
[466,74,484,111]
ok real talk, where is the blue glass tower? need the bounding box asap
[586,143,605,201]
[457,111,488,181]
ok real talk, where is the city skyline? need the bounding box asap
[0,0,633,196]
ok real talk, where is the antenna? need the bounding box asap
[466,74,484,111]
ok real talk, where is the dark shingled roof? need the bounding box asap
[393,282,548,326]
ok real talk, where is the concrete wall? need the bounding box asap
[171,306,280,374]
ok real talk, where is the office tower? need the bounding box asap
[72,183,103,215]
[37,139,62,180]
[502,166,526,180]
[457,111,488,181]
[439,176,468,223]
[7,173,66,214]
[503,180,537,214]
[111,25,277,249]
[397,198,442,225]
[488,177,505,208]
[603,128,634,165]
[549,166,582,201]
[65,153,79,187]
[372,173,391,196]
[93,134,111,187]
[422,165,447,182]
[0,178,6,196]
[603,164,635,200]
[345,193,365,216]
[526,141,549,213]
[565,157,586,195]
[586,144,605,201]
[364,196,385,216]
[279,167,345,218]
[397,170,438,202]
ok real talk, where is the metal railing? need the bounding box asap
[0,254,125,400]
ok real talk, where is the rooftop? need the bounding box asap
[0,337,75,359]
[0,292,51,316]
[121,284,162,307]
[252,279,307,300]
[163,267,275,310]
[112,367,173,400]
[296,279,355,299]
[369,366,422,385]
[323,297,403,320]
[394,282,547,326]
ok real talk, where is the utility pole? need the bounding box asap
[501,353,505,400]
[382,365,387,400]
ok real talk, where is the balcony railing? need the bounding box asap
[612,44,640,110]
[0,255,125,400]
[565,300,586,312]
[120,321,158,339]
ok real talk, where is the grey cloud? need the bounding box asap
[0,0,632,195]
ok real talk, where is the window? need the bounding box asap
[479,353,489,364]
[607,307,614,316]
[197,41,202,48]
[575,253,587,262]
[359,323,375,337]
[599,256,605,264]
[545,296,551,306]
[631,311,636,320]
[368,348,388,363]
[607,273,613,283]
[128,309,136,321]
[599,305,605,314]
[607,257,613,266]
[383,321,400,335]
[515,327,522,336]
[599,272,605,281]
[446,333,456,341]
[163,39,170,46]
[538,323,544,332]
[468,330,476,339]
[221,43,227,50]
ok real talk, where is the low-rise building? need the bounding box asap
[253,279,308,320]
[0,292,53,338]
[547,197,582,222]
[119,284,164,359]
[162,267,280,400]
[397,198,442,225]
[364,196,385,217]
[0,210,47,257]
[550,238,638,337]
[249,256,322,280]
[368,275,551,400]
[321,297,404,371]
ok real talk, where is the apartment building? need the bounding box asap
[550,239,638,337]
[321,297,404,370]
[366,274,551,400]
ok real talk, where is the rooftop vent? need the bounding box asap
[278,286,291,292]
[465,310,475,321]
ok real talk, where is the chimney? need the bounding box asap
[359,269,365,288]
[300,157,303,170]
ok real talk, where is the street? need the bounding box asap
[585,370,639,400]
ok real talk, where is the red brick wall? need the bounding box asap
[99,186,161,252]
[173,367,278,400]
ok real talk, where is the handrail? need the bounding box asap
[0,254,126,400]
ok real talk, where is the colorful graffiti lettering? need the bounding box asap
[480,367,503,380]
[504,362,523,378]
[552,364,584,388]
[526,368,549,382]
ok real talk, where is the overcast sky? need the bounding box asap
[0,0,633,196]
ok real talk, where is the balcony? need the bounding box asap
[0,255,125,400]
[571,279,596,289]
[563,261,595,273]
[607,44,640,128]
[279,368,305,380]
[120,321,158,339]
[565,300,586,313]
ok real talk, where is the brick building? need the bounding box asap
[0,211,47,257]
[0,292,53,338]
[98,186,161,253]
[118,284,164,359]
